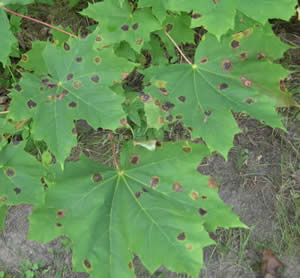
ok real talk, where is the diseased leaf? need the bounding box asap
[9,28,135,166]
[262,250,284,277]
[142,23,291,157]
[28,141,244,278]
[0,142,44,206]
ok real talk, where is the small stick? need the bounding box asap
[2,7,77,38]
[109,131,120,169]
[164,30,192,65]
[0,111,9,114]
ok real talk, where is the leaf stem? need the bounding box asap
[109,131,120,169]
[0,111,9,114]
[164,30,192,65]
[2,7,77,38]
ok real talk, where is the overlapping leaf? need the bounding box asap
[9,28,135,166]
[81,1,161,51]
[0,142,44,206]
[142,23,291,158]
[139,0,295,38]
[28,142,245,278]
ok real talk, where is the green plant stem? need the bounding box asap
[2,7,77,38]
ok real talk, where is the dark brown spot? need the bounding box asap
[94,56,102,64]
[182,146,191,153]
[27,100,37,109]
[80,33,88,39]
[129,154,140,165]
[204,110,212,116]
[132,23,139,30]
[96,35,102,42]
[91,75,100,83]
[201,195,207,200]
[156,141,163,147]
[6,168,15,177]
[218,83,228,90]
[14,188,21,194]
[154,100,160,106]
[135,192,142,198]
[62,89,69,96]
[198,208,208,216]
[73,80,82,89]
[56,222,63,227]
[143,187,149,193]
[256,52,266,60]
[41,79,49,84]
[56,210,64,218]
[246,97,254,104]
[178,96,186,102]
[172,182,183,192]
[121,25,129,31]
[200,57,208,64]
[177,232,186,240]
[67,73,74,81]
[191,13,202,19]
[92,173,103,183]
[176,115,183,119]
[166,24,173,32]
[76,57,83,63]
[139,92,152,103]
[64,42,70,51]
[14,84,22,92]
[159,88,168,95]
[222,59,233,72]
[48,83,57,89]
[161,102,175,113]
[136,38,143,45]
[119,118,127,126]
[150,176,160,188]
[21,54,28,62]
[240,52,248,61]
[231,40,240,49]
[69,102,77,108]
[166,115,173,122]
[84,259,92,270]
[240,76,252,88]
[191,191,199,200]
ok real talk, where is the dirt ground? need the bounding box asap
[0,1,300,278]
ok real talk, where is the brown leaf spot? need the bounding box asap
[41,79,49,84]
[72,128,77,135]
[256,52,266,60]
[245,97,255,104]
[67,73,74,81]
[161,102,175,113]
[190,191,199,200]
[132,23,139,30]
[48,83,57,89]
[136,38,143,45]
[150,176,160,188]
[73,80,82,89]
[201,195,207,200]
[200,57,208,64]
[222,59,233,72]
[191,13,202,19]
[280,79,287,92]
[56,222,63,228]
[178,96,186,102]
[119,118,127,126]
[198,208,208,216]
[177,232,186,240]
[186,244,193,250]
[172,182,183,192]
[64,42,70,51]
[14,84,22,92]
[0,197,7,203]
[158,116,164,125]
[159,87,168,96]
[84,259,92,270]
[55,210,64,219]
[204,110,211,116]
[69,101,77,108]
[208,176,219,188]
[166,115,173,122]
[91,75,100,83]
[14,188,21,194]
[155,80,166,88]
[231,40,240,49]
[176,115,183,119]
[27,100,37,109]
[121,25,129,31]
[21,54,28,62]
[128,262,133,270]
[129,154,140,165]
[6,168,15,177]
[240,76,252,88]
[166,24,173,32]
[182,146,191,153]
[75,57,83,63]
[139,92,152,103]
[93,173,103,183]
[94,56,102,64]
[95,35,102,42]
[218,83,228,90]
[239,52,248,61]
[135,192,142,198]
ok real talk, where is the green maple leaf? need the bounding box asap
[28,141,244,278]
[142,23,291,158]
[9,29,135,167]
[0,142,44,206]
[80,1,161,51]
[139,0,295,39]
